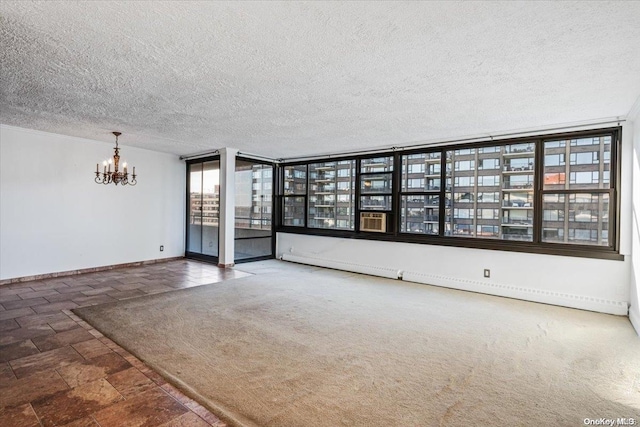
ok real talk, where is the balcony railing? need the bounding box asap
[504,146,534,154]
[502,234,533,241]
[501,219,533,225]
[502,201,533,208]
[503,183,533,190]
[503,165,534,172]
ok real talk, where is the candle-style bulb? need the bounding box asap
[108,159,113,164]
[103,160,108,166]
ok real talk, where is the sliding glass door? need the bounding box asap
[186,158,220,261]
[234,159,274,261]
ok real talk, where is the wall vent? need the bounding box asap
[360,212,386,233]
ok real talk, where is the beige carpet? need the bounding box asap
[74,262,640,426]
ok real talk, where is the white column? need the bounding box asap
[218,147,238,267]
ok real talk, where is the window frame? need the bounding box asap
[538,131,616,250]
[275,127,622,260]
[233,156,277,263]
[282,164,309,228]
[306,160,356,231]
[357,155,396,233]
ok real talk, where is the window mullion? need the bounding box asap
[439,148,446,237]
[355,158,361,232]
[533,139,543,244]
[392,153,400,235]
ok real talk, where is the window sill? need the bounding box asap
[275,227,623,261]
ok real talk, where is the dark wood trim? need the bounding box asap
[613,129,621,252]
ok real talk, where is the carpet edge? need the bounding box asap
[72,307,260,427]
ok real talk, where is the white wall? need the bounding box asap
[278,233,629,315]
[276,123,636,317]
[0,125,185,280]
[630,102,640,333]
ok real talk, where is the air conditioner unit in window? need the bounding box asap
[360,212,386,233]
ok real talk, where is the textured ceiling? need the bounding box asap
[1,1,640,158]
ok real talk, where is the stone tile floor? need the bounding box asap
[0,259,252,427]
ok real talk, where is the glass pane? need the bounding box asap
[308,160,355,229]
[445,147,476,237]
[235,237,272,261]
[501,226,533,241]
[544,135,611,190]
[361,156,393,173]
[187,163,203,253]
[502,207,533,225]
[283,196,305,226]
[401,152,441,192]
[445,142,534,241]
[361,195,392,211]
[477,225,499,238]
[502,191,533,208]
[361,173,392,194]
[503,174,534,190]
[504,142,535,155]
[400,195,439,234]
[201,161,220,256]
[234,160,273,260]
[284,165,307,195]
[542,193,610,246]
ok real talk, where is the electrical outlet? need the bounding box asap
[483,269,490,278]
[160,245,164,252]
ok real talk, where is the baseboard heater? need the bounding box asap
[401,270,628,316]
[280,253,628,316]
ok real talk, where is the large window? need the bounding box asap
[361,157,393,212]
[278,128,620,259]
[283,165,307,227]
[442,142,535,240]
[308,160,355,230]
[541,135,612,246]
[400,152,441,234]
[186,159,220,260]
[234,160,273,260]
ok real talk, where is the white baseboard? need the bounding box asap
[281,253,628,316]
[402,270,628,316]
